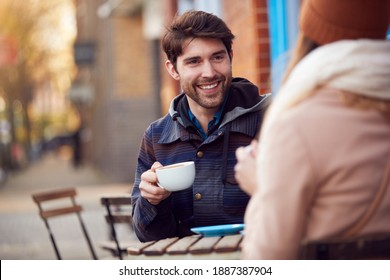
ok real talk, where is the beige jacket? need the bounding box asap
[242,40,390,259]
[242,88,390,259]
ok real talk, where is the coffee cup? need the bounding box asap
[156,161,195,191]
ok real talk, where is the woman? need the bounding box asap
[235,0,390,259]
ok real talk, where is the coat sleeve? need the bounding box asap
[131,127,178,242]
[242,116,317,259]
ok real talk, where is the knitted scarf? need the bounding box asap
[261,39,390,140]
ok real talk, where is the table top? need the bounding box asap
[127,234,243,260]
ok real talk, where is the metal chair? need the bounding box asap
[300,234,390,260]
[100,194,133,259]
[32,187,98,260]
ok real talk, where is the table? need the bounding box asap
[127,234,243,259]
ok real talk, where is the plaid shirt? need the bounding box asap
[131,78,271,242]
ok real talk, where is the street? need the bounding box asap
[0,151,137,260]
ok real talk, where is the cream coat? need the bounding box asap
[241,40,390,259]
[242,88,390,259]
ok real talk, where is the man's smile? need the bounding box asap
[198,81,219,90]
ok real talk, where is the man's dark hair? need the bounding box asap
[162,10,235,67]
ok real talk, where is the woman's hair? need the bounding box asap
[162,10,235,68]
[282,32,319,83]
[284,32,390,120]
[341,92,390,122]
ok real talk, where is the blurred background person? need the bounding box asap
[71,125,83,169]
[237,0,390,259]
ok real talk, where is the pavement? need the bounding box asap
[0,150,138,260]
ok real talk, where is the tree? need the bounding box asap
[0,0,77,167]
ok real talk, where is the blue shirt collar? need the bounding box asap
[187,97,227,140]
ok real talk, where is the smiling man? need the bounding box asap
[131,10,271,242]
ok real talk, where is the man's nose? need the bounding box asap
[201,61,217,77]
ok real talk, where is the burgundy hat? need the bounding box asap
[299,0,390,45]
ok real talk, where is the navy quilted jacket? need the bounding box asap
[131,77,271,242]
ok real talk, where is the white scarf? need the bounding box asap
[261,39,390,139]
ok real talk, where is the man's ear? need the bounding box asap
[165,60,180,80]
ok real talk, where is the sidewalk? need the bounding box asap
[0,152,137,260]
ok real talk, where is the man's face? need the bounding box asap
[166,37,233,112]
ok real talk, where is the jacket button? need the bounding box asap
[194,193,202,200]
[197,151,204,158]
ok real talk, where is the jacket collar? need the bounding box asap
[160,77,271,144]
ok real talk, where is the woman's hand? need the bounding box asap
[234,140,259,196]
[139,161,171,205]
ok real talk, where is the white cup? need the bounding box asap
[156,161,195,192]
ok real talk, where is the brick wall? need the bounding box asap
[90,10,159,183]
[100,15,158,183]
[113,17,153,99]
[223,0,271,94]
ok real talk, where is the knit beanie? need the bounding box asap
[299,0,390,45]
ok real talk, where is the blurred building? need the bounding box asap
[71,0,300,183]
[73,0,158,183]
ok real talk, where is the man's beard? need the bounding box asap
[182,75,232,109]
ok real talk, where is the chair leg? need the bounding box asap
[44,220,62,260]
[103,201,123,259]
[76,213,98,260]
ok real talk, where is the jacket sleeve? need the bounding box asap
[131,126,178,242]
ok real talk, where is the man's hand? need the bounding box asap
[139,162,171,205]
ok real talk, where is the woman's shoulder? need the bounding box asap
[285,88,343,121]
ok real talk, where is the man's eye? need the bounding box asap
[187,59,199,65]
[213,55,224,61]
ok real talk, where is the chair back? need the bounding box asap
[100,194,133,259]
[32,187,98,259]
[300,234,390,260]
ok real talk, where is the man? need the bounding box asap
[131,10,271,242]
